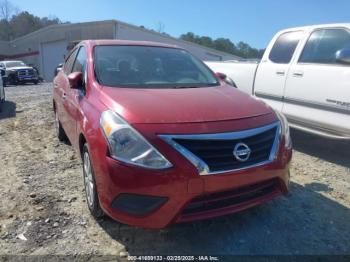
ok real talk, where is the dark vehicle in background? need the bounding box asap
[0,69,4,105]
[0,60,39,86]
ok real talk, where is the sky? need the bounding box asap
[9,0,350,49]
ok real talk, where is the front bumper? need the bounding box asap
[90,115,292,229]
[18,75,38,82]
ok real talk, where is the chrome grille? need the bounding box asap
[18,69,34,76]
[160,122,280,175]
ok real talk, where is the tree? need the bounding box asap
[213,38,237,54]
[0,4,63,41]
[199,36,214,48]
[180,32,197,43]
[180,32,264,59]
[0,0,18,40]
[0,0,16,21]
[156,21,165,33]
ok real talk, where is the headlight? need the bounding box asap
[275,111,292,148]
[100,110,172,169]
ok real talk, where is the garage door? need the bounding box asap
[41,40,67,81]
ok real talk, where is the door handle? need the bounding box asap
[292,70,304,77]
[276,70,285,76]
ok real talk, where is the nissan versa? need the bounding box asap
[53,40,292,229]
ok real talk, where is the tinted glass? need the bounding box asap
[299,29,350,64]
[94,46,219,88]
[269,31,303,64]
[64,48,78,74]
[72,47,87,75]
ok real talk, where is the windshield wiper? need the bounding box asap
[171,83,218,89]
[171,86,200,89]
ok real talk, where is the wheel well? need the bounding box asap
[79,134,87,159]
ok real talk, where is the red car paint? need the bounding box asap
[53,40,292,229]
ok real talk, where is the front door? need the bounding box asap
[62,46,87,147]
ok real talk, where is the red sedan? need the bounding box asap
[53,40,292,229]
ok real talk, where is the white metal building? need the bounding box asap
[0,20,240,81]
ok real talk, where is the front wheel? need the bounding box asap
[82,143,104,218]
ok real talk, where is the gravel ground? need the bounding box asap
[0,83,349,259]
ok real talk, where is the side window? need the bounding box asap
[72,47,87,76]
[299,29,350,64]
[63,48,79,74]
[269,31,303,64]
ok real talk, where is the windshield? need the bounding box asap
[94,45,219,88]
[5,61,27,68]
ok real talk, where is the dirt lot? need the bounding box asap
[0,83,349,258]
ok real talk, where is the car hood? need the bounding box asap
[98,84,273,124]
[7,66,33,70]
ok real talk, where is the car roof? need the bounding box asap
[81,39,180,49]
[276,23,350,34]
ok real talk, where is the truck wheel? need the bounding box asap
[11,76,18,86]
[54,110,67,142]
[33,80,38,85]
[82,143,104,219]
[1,87,5,103]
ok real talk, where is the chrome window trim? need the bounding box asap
[159,122,281,176]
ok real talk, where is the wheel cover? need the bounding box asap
[83,151,95,208]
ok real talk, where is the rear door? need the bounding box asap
[283,27,350,137]
[254,30,304,111]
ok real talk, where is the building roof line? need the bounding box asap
[8,20,116,43]
[3,19,240,59]
[114,19,240,59]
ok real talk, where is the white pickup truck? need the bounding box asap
[0,69,4,106]
[206,24,350,140]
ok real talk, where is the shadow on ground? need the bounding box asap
[97,182,350,255]
[291,129,350,168]
[0,100,16,120]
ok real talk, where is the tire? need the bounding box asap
[1,86,5,103]
[10,75,18,86]
[33,80,38,85]
[54,109,67,142]
[82,143,104,218]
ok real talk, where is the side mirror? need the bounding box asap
[0,69,5,77]
[215,72,227,81]
[335,49,350,64]
[68,72,83,89]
